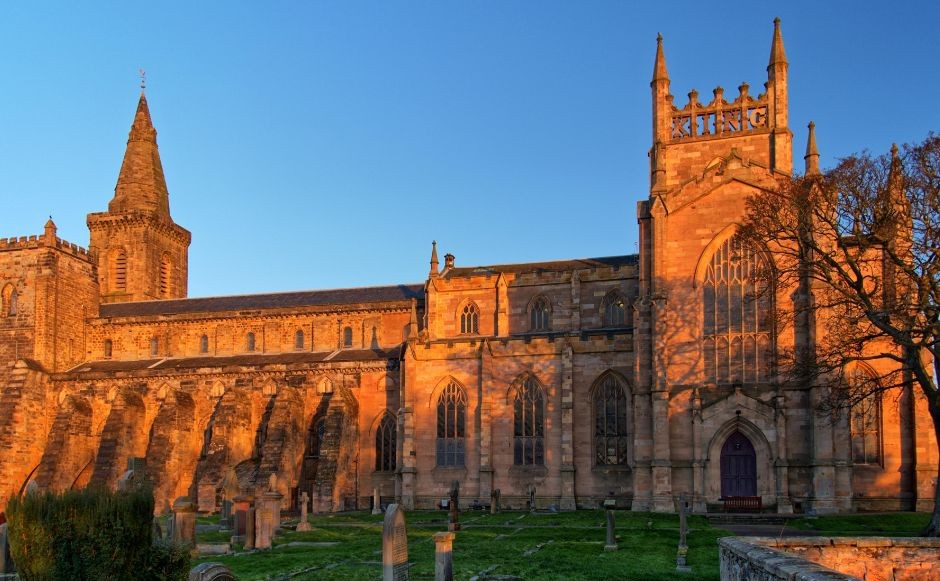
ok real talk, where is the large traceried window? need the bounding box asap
[375,413,397,472]
[848,367,882,465]
[460,303,479,335]
[436,381,467,466]
[702,235,773,385]
[593,373,630,466]
[529,296,551,331]
[513,376,545,466]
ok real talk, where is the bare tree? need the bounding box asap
[739,134,940,535]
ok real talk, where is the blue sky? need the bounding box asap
[2,1,938,297]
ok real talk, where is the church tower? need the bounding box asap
[87,90,191,303]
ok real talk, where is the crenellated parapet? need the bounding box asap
[668,83,769,142]
[0,235,93,262]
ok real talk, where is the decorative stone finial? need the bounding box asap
[429,240,439,277]
[804,121,820,176]
[652,32,669,83]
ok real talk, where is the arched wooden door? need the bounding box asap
[720,430,757,498]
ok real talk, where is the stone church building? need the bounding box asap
[0,21,935,515]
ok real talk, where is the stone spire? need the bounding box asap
[652,33,669,83]
[429,240,439,277]
[768,17,788,68]
[804,121,820,176]
[43,216,57,246]
[109,91,172,218]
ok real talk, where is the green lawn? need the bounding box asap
[195,510,728,581]
[193,510,931,580]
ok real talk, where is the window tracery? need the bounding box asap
[513,377,545,466]
[436,381,467,466]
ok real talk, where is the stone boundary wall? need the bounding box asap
[718,536,940,581]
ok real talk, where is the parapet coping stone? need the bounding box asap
[720,536,940,581]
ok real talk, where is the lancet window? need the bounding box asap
[513,377,545,466]
[375,413,397,472]
[436,381,467,467]
[460,303,479,335]
[702,235,772,384]
[529,296,551,331]
[602,291,628,327]
[593,373,630,466]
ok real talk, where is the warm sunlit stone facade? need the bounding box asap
[0,21,935,515]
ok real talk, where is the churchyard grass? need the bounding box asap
[788,512,930,536]
[195,510,728,580]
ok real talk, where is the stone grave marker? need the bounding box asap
[187,562,237,581]
[447,480,460,532]
[244,507,256,551]
[0,523,14,575]
[490,489,500,514]
[296,491,311,532]
[433,531,455,581]
[372,487,382,515]
[382,503,409,581]
[173,496,197,548]
[604,509,617,551]
[232,495,252,544]
[220,499,233,530]
[527,484,536,512]
[255,503,273,550]
[676,494,691,573]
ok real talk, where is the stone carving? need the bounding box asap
[296,491,311,532]
[382,504,409,581]
[670,84,768,141]
[188,562,238,581]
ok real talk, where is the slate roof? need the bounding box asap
[444,255,637,278]
[64,347,400,375]
[98,284,424,318]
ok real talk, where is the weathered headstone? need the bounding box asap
[261,488,283,533]
[296,491,311,532]
[433,531,455,581]
[490,489,500,514]
[0,523,14,575]
[447,481,460,532]
[220,499,233,530]
[173,496,197,548]
[187,562,238,581]
[255,503,273,550]
[232,494,252,544]
[244,507,256,551]
[372,487,382,515]
[527,484,536,512]
[382,504,409,581]
[604,509,617,551]
[118,457,149,491]
[676,494,691,573]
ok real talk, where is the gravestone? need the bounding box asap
[255,502,273,550]
[490,489,500,514]
[296,491,311,532]
[232,495,253,544]
[24,481,39,496]
[382,504,409,581]
[527,484,536,512]
[372,487,382,515]
[676,494,691,573]
[0,523,14,575]
[187,562,238,581]
[433,531,455,581]
[604,509,617,551]
[447,481,460,532]
[244,507,256,551]
[173,496,197,548]
[220,499,233,530]
[261,489,283,533]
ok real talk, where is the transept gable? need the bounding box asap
[660,150,773,216]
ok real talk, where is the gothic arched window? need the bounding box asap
[246,332,256,352]
[848,367,883,465]
[149,336,159,357]
[529,296,551,331]
[2,284,16,317]
[199,334,209,353]
[459,303,479,335]
[343,326,353,348]
[436,381,467,466]
[593,373,630,466]
[295,329,305,350]
[602,291,628,327]
[702,234,773,384]
[307,418,326,458]
[513,377,545,466]
[375,413,397,472]
[104,339,113,358]
[159,253,172,298]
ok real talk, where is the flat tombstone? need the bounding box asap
[188,562,237,581]
[383,503,409,581]
[255,504,273,550]
[0,523,14,574]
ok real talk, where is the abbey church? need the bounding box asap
[0,21,935,516]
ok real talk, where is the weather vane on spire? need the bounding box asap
[139,68,146,90]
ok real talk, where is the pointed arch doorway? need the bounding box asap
[720,430,757,498]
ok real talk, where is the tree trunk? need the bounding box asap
[924,400,940,537]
